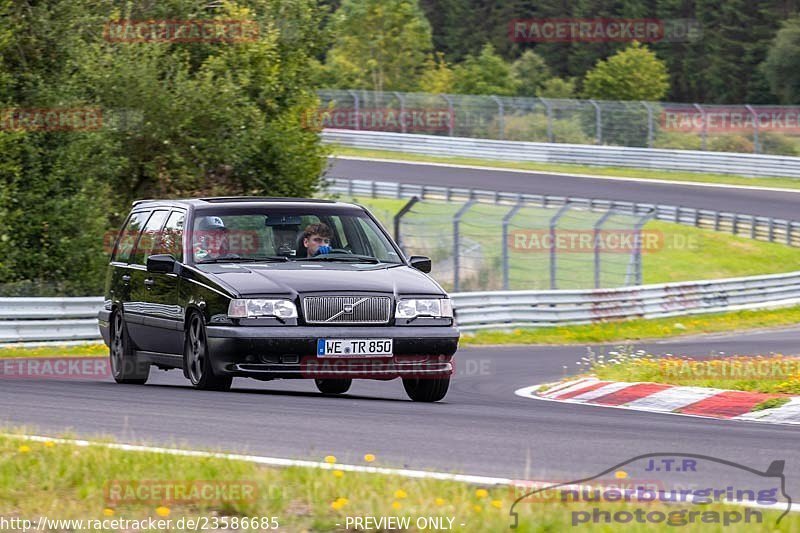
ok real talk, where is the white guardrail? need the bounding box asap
[3,270,800,342]
[322,129,800,179]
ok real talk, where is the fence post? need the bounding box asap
[589,99,602,144]
[491,95,505,140]
[394,91,406,134]
[540,97,554,142]
[441,94,454,137]
[642,102,654,148]
[453,200,477,292]
[502,201,524,290]
[347,90,360,131]
[746,104,759,154]
[631,211,656,286]
[593,210,615,289]
[393,196,419,254]
[694,103,707,150]
[549,203,572,289]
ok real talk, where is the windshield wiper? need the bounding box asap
[197,255,289,264]
[295,254,381,264]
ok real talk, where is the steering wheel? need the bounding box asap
[328,248,353,254]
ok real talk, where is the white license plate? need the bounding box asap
[316,338,393,357]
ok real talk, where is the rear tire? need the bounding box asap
[402,376,449,402]
[109,310,149,385]
[184,312,232,391]
[315,378,352,395]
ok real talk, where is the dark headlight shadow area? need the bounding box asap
[509,452,792,529]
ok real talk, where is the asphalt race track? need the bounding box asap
[327,157,800,221]
[3,160,800,504]
[2,327,800,495]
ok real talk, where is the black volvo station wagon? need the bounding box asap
[98,197,459,402]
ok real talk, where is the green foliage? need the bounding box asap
[418,52,455,94]
[452,43,518,96]
[708,135,755,154]
[537,78,577,99]
[583,42,669,101]
[511,51,551,97]
[0,0,328,295]
[324,0,433,92]
[762,16,800,104]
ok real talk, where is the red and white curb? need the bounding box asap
[515,378,800,425]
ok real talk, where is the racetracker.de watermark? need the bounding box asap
[508,18,701,43]
[0,108,103,132]
[103,19,259,43]
[507,229,697,253]
[0,358,109,380]
[302,108,454,133]
[104,480,259,505]
[661,106,800,133]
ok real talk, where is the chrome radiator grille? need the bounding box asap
[303,296,392,324]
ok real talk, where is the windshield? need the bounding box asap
[190,208,403,264]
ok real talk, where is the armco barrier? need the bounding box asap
[3,271,800,341]
[321,129,800,179]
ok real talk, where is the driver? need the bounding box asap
[302,222,333,257]
[193,216,230,261]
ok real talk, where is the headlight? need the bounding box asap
[395,298,453,319]
[228,299,298,319]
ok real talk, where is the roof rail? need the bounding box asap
[198,196,335,203]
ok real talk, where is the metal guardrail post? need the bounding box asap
[441,94,454,137]
[593,210,614,288]
[491,95,504,140]
[502,201,524,290]
[746,104,759,154]
[453,200,477,292]
[393,196,419,253]
[589,99,602,144]
[394,91,406,134]
[642,102,654,148]
[347,90,360,131]
[549,203,572,289]
[694,103,707,150]
[540,97,554,142]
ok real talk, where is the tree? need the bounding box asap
[324,0,433,92]
[452,43,518,96]
[762,16,800,104]
[512,50,551,97]
[418,52,455,93]
[0,0,329,295]
[537,78,577,99]
[582,42,669,101]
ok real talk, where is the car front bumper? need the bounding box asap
[205,325,459,379]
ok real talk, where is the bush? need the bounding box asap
[707,135,755,154]
[759,131,800,156]
[653,131,704,150]
[501,113,593,144]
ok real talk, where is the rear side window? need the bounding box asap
[113,211,151,263]
[154,211,185,261]
[130,210,169,265]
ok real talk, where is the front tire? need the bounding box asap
[184,312,232,391]
[402,376,449,402]
[109,310,149,385]
[315,378,352,395]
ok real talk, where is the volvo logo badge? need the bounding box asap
[343,304,354,314]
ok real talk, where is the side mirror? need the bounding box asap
[147,254,178,274]
[409,255,432,273]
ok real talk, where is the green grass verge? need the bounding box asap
[337,197,800,290]
[753,397,792,411]
[460,306,800,346]
[0,343,106,359]
[1,431,795,531]
[331,146,800,191]
[586,351,800,395]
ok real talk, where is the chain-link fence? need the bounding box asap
[390,198,652,292]
[317,89,800,156]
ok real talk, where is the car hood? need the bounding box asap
[196,262,447,298]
